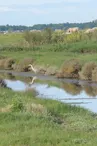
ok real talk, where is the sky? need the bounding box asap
[0,0,96,26]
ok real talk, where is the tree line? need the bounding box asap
[0,20,97,31]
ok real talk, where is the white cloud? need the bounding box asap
[0,0,90,13]
[0,0,90,6]
[0,6,45,14]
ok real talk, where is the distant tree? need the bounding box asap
[43,28,53,43]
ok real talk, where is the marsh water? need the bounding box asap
[0,70,97,113]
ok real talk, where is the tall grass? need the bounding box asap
[1,32,97,81]
[0,31,97,53]
[0,88,97,146]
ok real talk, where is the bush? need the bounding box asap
[0,59,5,69]
[92,67,97,82]
[12,98,25,112]
[26,103,47,115]
[79,62,97,80]
[15,58,35,72]
[4,58,15,69]
[60,59,82,78]
[0,58,15,69]
[45,66,58,75]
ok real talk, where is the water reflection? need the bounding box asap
[1,72,97,112]
[0,79,7,88]
[1,72,97,97]
[81,85,97,97]
[28,76,38,86]
[61,81,82,95]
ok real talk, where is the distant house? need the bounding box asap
[85,27,97,33]
[30,30,41,32]
[66,27,79,34]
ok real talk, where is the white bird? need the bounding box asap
[28,64,37,73]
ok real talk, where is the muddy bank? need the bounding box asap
[0,58,58,76]
[0,69,97,87]
[1,58,97,82]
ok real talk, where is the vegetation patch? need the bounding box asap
[13,58,34,72]
[0,88,97,145]
[0,58,15,69]
[60,59,82,78]
[79,62,97,80]
[45,66,58,75]
[26,103,48,116]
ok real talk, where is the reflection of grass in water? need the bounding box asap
[0,73,34,83]
[0,73,61,88]
[0,73,16,80]
[82,85,97,97]
[1,73,97,97]
[34,79,61,88]
[61,82,82,95]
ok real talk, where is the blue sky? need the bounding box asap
[0,0,96,25]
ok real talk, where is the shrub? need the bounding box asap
[15,58,35,72]
[79,62,97,80]
[26,103,47,115]
[92,67,97,82]
[0,59,5,69]
[60,59,82,78]
[12,98,25,112]
[34,64,46,74]
[4,58,15,69]
[45,66,58,75]
[0,58,15,69]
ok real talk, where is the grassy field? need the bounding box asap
[0,87,97,146]
[1,50,97,66]
[0,33,97,145]
[0,33,97,67]
[0,33,23,45]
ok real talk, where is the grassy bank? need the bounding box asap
[0,32,97,66]
[0,87,97,146]
[1,32,97,81]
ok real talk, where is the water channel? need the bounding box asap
[0,70,97,113]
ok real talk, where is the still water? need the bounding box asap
[0,71,97,113]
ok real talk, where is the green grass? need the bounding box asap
[1,50,97,67]
[0,33,23,45]
[0,88,97,146]
[0,33,97,68]
[0,33,97,145]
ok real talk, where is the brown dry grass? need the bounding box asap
[60,59,82,78]
[14,58,34,72]
[0,59,5,68]
[79,62,97,80]
[45,66,58,75]
[26,103,47,115]
[4,58,15,69]
[0,105,12,113]
[92,67,97,82]
[0,58,15,69]
[34,64,47,74]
